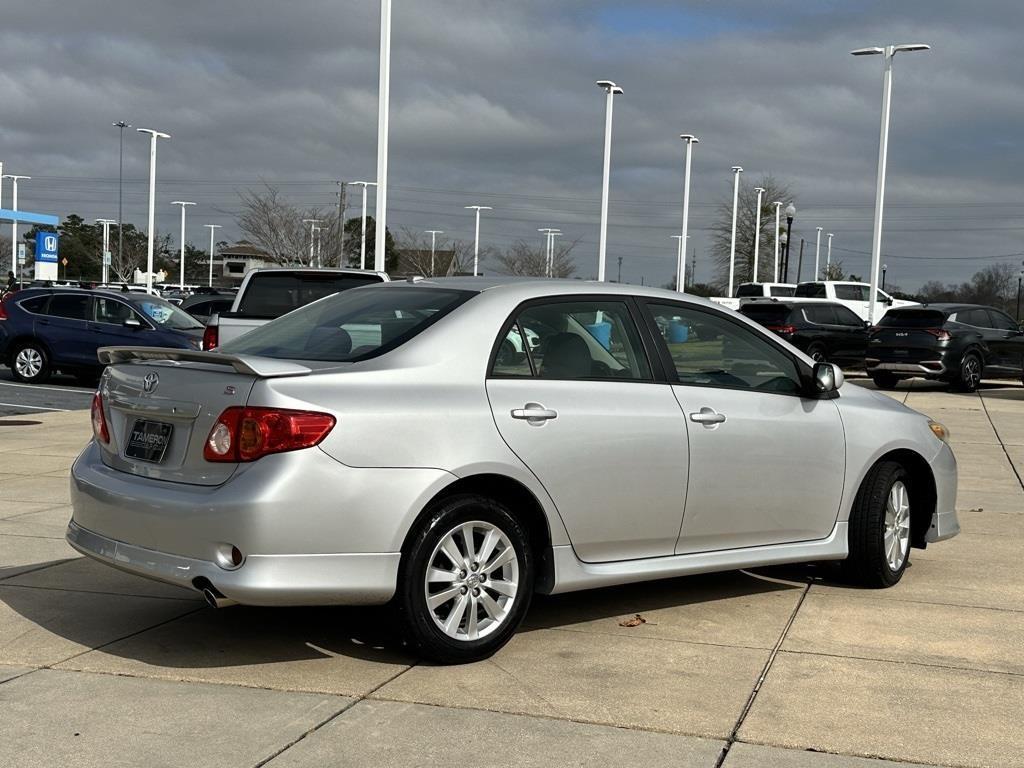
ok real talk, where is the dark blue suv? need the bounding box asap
[0,288,203,384]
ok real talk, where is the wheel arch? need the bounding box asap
[401,473,556,593]
[869,448,936,549]
[5,333,52,366]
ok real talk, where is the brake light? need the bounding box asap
[925,329,951,341]
[0,299,8,320]
[203,407,336,462]
[766,324,797,336]
[202,324,218,351]
[91,392,110,444]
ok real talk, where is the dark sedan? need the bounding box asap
[866,304,1024,391]
[0,288,203,384]
[179,293,234,325]
[739,300,869,366]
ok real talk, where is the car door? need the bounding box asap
[641,301,846,554]
[38,293,95,368]
[832,304,870,364]
[486,297,688,563]
[801,305,841,359]
[91,296,154,350]
[985,309,1024,372]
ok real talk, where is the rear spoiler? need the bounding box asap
[97,347,311,378]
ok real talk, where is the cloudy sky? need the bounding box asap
[3,0,1024,290]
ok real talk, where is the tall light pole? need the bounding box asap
[727,166,743,297]
[538,228,560,277]
[671,235,685,289]
[464,205,492,276]
[171,202,195,290]
[4,174,30,278]
[350,181,377,270]
[783,203,796,282]
[302,219,321,267]
[852,43,930,324]
[596,80,623,282]
[826,232,834,274]
[549,231,562,276]
[678,134,698,292]
[204,224,222,288]
[772,201,782,282]
[882,263,888,292]
[113,121,131,275]
[96,219,117,284]
[425,230,443,276]
[136,128,170,293]
[752,186,765,283]
[374,0,392,273]
[814,227,823,279]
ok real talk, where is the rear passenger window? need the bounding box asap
[18,295,49,314]
[804,306,836,324]
[46,294,91,320]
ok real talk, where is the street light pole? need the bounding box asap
[425,230,443,276]
[882,264,888,291]
[783,203,796,282]
[772,201,782,283]
[826,232,834,275]
[1017,269,1023,322]
[350,181,376,270]
[464,205,492,276]
[3,174,29,278]
[728,166,743,297]
[596,80,623,282]
[170,202,195,290]
[538,228,561,277]
[678,134,699,292]
[113,121,131,276]
[203,224,222,288]
[814,227,823,279]
[136,128,170,293]
[852,42,930,324]
[752,186,765,282]
[96,219,117,284]
[374,0,392,273]
[302,219,321,267]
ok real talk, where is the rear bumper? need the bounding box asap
[865,360,948,376]
[67,520,400,605]
[926,441,960,543]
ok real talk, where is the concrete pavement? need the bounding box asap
[0,380,1021,767]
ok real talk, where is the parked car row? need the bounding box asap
[711,280,915,322]
[737,298,1024,392]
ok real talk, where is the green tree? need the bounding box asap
[342,216,397,272]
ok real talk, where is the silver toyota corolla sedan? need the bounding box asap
[68,278,960,662]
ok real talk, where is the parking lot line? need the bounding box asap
[0,402,69,412]
[0,381,94,395]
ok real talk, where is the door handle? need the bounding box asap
[689,407,726,428]
[511,403,558,424]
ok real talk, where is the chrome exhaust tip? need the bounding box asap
[202,587,238,609]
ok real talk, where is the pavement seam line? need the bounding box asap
[251,662,418,768]
[0,558,77,582]
[713,581,811,768]
[977,391,1024,492]
[775,647,1024,679]
[733,738,969,768]
[0,581,201,603]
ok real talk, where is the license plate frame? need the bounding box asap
[124,419,173,464]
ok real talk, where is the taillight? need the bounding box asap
[203,324,218,351]
[203,407,336,462]
[0,299,8,320]
[91,392,110,444]
[766,324,797,336]
[925,329,951,341]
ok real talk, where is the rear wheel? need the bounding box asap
[11,342,51,384]
[806,342,828,363]
[953,351,982,392]
[871,372,900,390]
[398,494,534,663]
[844,460,911,587]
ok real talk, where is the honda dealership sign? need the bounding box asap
[35,232,59,281]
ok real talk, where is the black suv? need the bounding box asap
[739,300,869,366]
[866,304,1024,391]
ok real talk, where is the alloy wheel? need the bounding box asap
[883,480,911,572]
[14,347,43,380]
[424,520,519,642]
[962,355,981,390]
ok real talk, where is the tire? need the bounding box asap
[806,342,828,363]
[844,460,911,588]
[398,494,534,663]
[952,351,982,392]
[10,341,51,384]
[871,372,899,390]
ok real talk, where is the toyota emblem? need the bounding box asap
[142,373,160,394]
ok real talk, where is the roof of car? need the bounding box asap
[898,303,989,313]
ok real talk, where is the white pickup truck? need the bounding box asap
[792,281,918,322]
[202,267,389,350]
[710,282,797,311]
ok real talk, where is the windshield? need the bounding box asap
[768,285,796,297]
[877,309,947,328]
[735,284,763,298]
[220,286,474,361]
[135,298,204,330]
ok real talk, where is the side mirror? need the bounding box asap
[123,317,143,329]
[812,362,844,394]
[885,297,894,305]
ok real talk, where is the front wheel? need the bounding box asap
[844,460,911,588]
[398,494,534,663]
[806,342,828,363]
[871,372,900,390]
[11,342,51,384]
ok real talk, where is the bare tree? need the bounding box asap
[494,239,578,278]
[822,261,846,281]
[710,175,794,290]
[237,183,341,266]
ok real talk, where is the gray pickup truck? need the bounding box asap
[202,268,389,350]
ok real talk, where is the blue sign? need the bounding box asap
[36,232,59,264]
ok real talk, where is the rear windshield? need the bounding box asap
[768,285,796,297]
[739,305,792,324]
[877,309,947,328]
[735,284,763,297]
[220,286,473,362]
[236,272,385,318]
